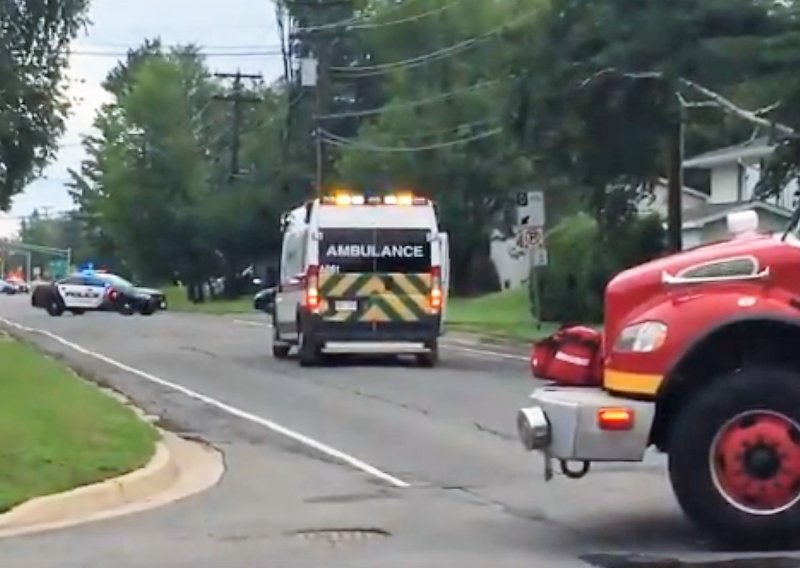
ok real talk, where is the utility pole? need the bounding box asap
[666,107,685,253]
[213,71,262,180]
[314,43,333,197]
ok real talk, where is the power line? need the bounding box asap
[319,126,502,152]
[70,49,284,57]
[295,0,428,32]
[347,0,464,31]
[330,8,539,77]
[317,80,499,120]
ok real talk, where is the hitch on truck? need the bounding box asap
[517,208,800,549]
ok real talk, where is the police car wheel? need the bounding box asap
[46,297,64,317]
[119,301,135,316]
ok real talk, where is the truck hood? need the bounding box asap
[604,232,775,345]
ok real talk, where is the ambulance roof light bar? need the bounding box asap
[321,192,429,206]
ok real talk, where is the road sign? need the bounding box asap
[49,259,68,279]
[531,247,548,267]
[516,226,545,249]
[516,191,545,227]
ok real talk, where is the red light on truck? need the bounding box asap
[597,408,634,431]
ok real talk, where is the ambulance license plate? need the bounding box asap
[336,300,358,312]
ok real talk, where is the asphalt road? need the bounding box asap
[0,295,797,567]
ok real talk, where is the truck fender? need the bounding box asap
[651,311,800,450]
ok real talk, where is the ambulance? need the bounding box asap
[269,192,450,367]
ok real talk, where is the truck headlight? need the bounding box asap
[614,321,667,353]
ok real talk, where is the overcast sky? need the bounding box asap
[0,0,285,237]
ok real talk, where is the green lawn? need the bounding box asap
[445,287,560,342]
[0,337,157,513]
[164,285,254,315]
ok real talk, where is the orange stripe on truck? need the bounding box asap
[604,369,663,396]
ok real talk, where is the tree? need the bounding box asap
[0,0,89,208]
[510,0,800,236]
[331,0,537,293]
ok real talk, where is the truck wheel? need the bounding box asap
[668,366,800,549]
[416,340,439,368]
[297,327,320,367]
[272,327,291,359]
[46,297,64,317]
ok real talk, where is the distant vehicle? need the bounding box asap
[0,279,18,295]
[271,192,450,367]
[5,276,29,294]
[31,271,166,317]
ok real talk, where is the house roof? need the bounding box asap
[683,137,775,169]
[682,200,792,229]
[652,177,709,201]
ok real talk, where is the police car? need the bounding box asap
[267,192,450,367]
[31,269,165,317]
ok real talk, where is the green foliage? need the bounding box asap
[0,0,89,209]
[538,213,666,322]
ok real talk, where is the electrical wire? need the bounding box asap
[347,0,463,31]
[295,0,428,32]
[317,80,499,120]
[330,8,538,77]
[319,126,501,152]
[70,49,284,57]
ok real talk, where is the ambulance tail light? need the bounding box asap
[430,266,443,312]
[306,265,321,313]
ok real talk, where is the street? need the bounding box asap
[0,296,790,567]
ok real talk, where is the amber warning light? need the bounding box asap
[597,407,635,431]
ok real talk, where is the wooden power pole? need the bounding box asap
[666,108,685,253]
[213,71,262,180]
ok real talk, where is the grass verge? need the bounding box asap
[0,335,157,513]
[164,286,253,315]
[446,287,561,342]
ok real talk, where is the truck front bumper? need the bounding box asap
[517,387,656,478]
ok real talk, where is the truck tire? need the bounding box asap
[668,366,800,549]
[297,326,320,367]
[416,340,439,368]
[272,327,291,359]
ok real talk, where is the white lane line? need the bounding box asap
[232,319,268,327]
[0,317,410,489]
[440,343,529,362]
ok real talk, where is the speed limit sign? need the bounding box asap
[517,226,544,248]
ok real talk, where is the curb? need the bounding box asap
[0,431,223,538]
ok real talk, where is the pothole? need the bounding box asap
[291,528,390,547]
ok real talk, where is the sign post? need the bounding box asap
[516,191,546,329]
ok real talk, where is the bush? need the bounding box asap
[534,213,666,322]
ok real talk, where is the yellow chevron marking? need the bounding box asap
[359,276,385,295]
[360,304,391,323]
[329,273,359,297]
[381,293,417,321]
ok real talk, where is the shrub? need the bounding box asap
[533,213,666,322]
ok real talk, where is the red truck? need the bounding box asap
[517,209,800,548]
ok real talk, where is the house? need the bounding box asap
[681,136,794,248]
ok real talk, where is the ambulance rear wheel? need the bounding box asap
[297,326,320,367]
[668,366,800,549]
[416,341,439,368]
[272,327,291,359]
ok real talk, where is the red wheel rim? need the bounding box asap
[710,410,800,515]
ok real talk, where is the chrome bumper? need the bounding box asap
[517,387,655,479]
